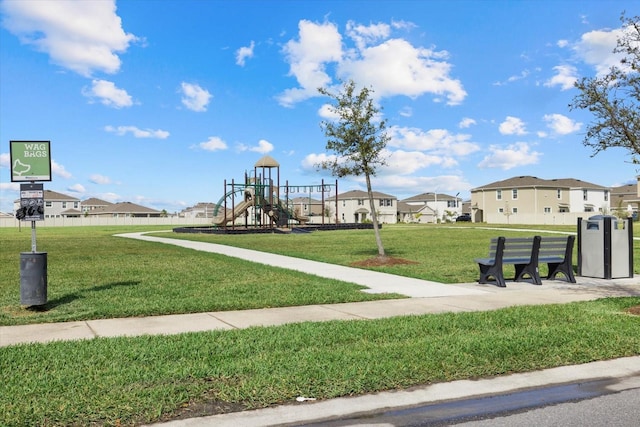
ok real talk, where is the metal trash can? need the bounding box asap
[20,252,47,306]
[578,215,633,279]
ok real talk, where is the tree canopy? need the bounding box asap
[570,14,640,163]
[318,80,390,257]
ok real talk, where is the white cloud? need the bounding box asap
[196,136,228,152]
[180,82,212,112]
[301,152,337,172]
[383,149,453,174]
[345,20,391,51]
[478,142,541,170]
[499,116,527,135]
[388,126,480,156]
[51,159,71,178]
[543,113,582,135]
[370,174,472,194]
[1,0,137,77]
[0,152,9,167]
[544,65,578,91]
[339,38,466,104]
[83,79,133,108]
[494,69,530,86]
[459,118,476,128]
[399,107,413,117]
[236,40,255,66]
[279,19,466,106]
[237,139,274,154]
[104,125,169,139]
[278,20,343,107]
[318,103,340,120]
[67,183,86,193]
[573,27,627,76]
[90,174,111,185]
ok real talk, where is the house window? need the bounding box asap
[498,208,504,213]
[557,189,562,199]
[358,199,364,205]
[585,206,594,212]
[512,189,518,200]
[583,190,588,201]
[74,202,79,209]
[544,207,551,213]
[447,200,456,208]
[559,207,569,213]
[45,201,52,207]
[496,190,502,200]
[512,207,518,214]
[62,202,67,209]
[342,200,345,207]
[604,191,609,202]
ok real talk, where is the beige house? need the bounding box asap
[81,197,114,214]
[87,201,162,218]
[610,178,640,218]
[14,190,82,218]
[328,190,397,224]
[399,192,462,223]
[471,176,610,225]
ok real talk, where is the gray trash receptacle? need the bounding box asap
[578,216,633,279]
[20,252,47,306]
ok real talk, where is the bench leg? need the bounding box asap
[514,263,542,285]
[547,262,576,283]
[478,263,507,287]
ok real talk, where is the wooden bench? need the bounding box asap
[475,236,542,287]
[538,235,576,283]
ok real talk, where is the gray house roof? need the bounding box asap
[330,189,396,200]
[472,176,607,191]
[401,192,457,203]
[87,202,160,215]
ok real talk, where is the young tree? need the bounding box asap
[569,14,640,162]
[318,80,390,258]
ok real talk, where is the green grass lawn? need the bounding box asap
[0,226,402,326]
[2,298,639,426]
[1,223,639,426]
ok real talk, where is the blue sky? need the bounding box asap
[1,0,638,214]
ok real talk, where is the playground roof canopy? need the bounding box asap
[254,155,279,168]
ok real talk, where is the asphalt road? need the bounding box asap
[457,388,640,427]
[298,376,640,427]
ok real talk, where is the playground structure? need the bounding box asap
[209,155,339,230]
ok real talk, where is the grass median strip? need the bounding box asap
[2,297,639,426]
[0,226,403,326]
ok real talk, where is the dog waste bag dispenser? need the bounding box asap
[578,215,633,279]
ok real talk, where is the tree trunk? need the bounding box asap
[365,172,386,257]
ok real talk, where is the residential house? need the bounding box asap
[287,196,324,218]
[610,178,640,218]
[13,190,82,218]
[399,192,462,223]
[179,202,216,218]
[81,198,114,214]
[327,190,398,224]
[471,176,610,224]
[85,201,162,218]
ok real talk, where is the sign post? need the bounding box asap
[10,140,51,307]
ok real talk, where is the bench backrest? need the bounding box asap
[539,235,574,261]
[489,236,541,262]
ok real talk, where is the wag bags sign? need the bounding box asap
[17,183,45,221]
[10,140,52,182]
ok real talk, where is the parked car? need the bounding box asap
[455,213,471,222]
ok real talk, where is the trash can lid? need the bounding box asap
[588,214,618,220]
